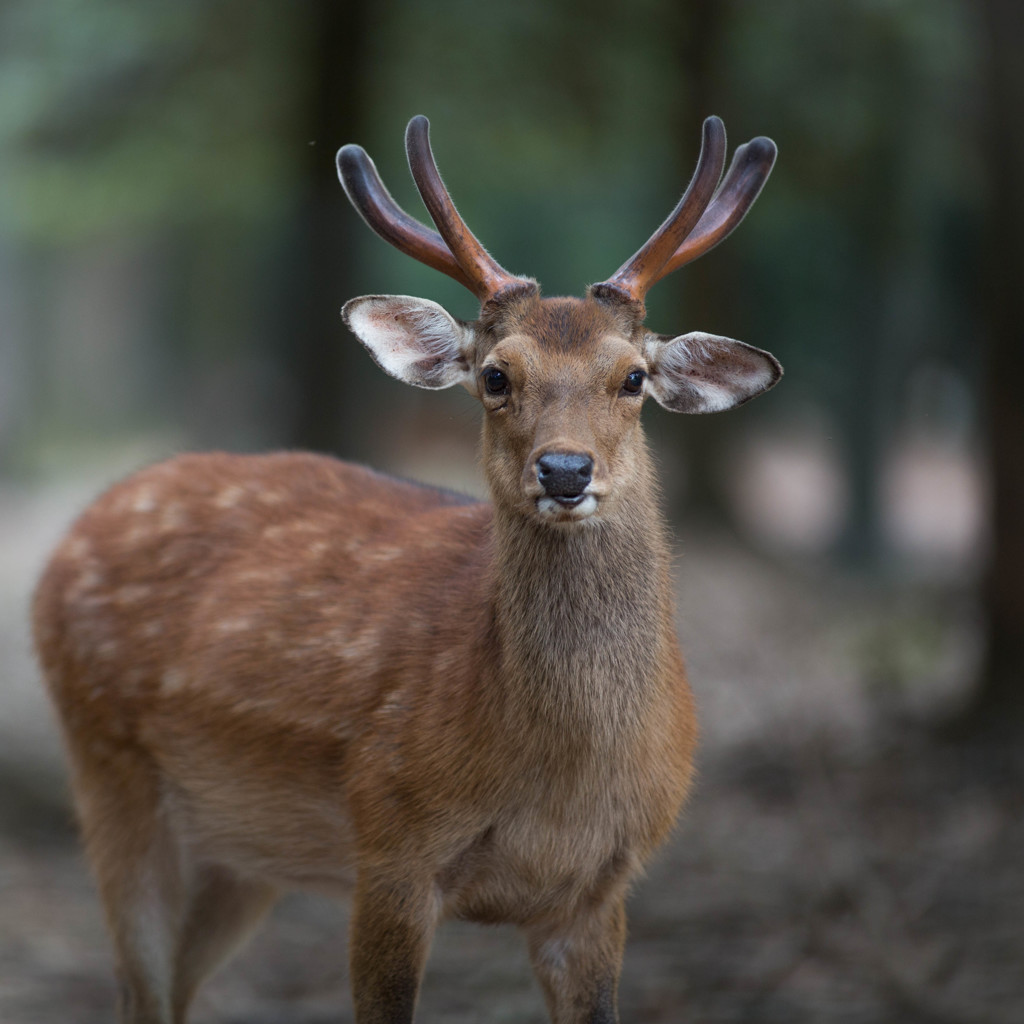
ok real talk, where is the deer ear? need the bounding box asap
[644,331,782,413]
[343,295,475,389]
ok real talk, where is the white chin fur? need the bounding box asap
[536,494,599,522]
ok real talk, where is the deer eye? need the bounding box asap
[483,368,510,395]
[621,370,646,395]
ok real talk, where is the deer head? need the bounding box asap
[337,115,781,525]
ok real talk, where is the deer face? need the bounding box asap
[339,113,783,524]
[474,297,647,524]
[344,291,780,525]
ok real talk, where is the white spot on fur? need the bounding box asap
[96,640,118,660]
[377,692,406,716]
[367,545,401,562]
[80,567,103,590]
[214,485,246,509]
[125,522,154,544]
[132,487,158,513]
[258,520,318,541]
[432,648,463,677]
[160,668,187,694]
[307,540,329,558]
[65,536,92,559]
[67,566,105,603]
[115,584,151,605]
[339,628,380,667]
[235,567,288,584]
[141,620,164,638]
[216,617,251,634]
[258,490,285,505]
[159,502,187,532]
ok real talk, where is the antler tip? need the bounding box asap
[703,114,726,141]
[336,143,366,169]
[336,144,373,196]
[733,135,778,175]
[748,135,778,159]
[406,114,430,138]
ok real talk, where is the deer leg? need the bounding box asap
[348,872,440,1024]
[524,896,627,1024]
[169,865,277,1022]
[70,741,275,1024]
[71,751,185,1024]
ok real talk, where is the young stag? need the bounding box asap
[33,114,781,1023]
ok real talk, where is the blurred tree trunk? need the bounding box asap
[666,0,734,526]
[959,0,1024,731]
[281,0,372,457]
[833,112,906,568]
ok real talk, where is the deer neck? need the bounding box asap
[487,449,674,737]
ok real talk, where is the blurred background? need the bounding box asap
[1,0,1022,1021]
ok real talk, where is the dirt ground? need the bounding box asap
[1,480,1020,1023]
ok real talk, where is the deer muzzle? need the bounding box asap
[536,452,594,505]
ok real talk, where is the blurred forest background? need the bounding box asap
[1,0,1023,1022]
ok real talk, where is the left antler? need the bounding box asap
[593,117,777,304]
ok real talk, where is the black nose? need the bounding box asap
[537,452,594,498]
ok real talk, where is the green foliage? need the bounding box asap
[0,0,301,239]
[725,0,983,380]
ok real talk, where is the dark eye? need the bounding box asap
[483,368,510,395]
[621,370,646,395]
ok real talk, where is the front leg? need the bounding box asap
[349,871,440,1024]
[525,896,627,1024]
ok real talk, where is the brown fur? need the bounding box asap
[34,293,699,1023]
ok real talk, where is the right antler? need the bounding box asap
[337,116,534,304]
[592,116,777,305]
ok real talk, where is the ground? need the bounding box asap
[1,470,1020,1023]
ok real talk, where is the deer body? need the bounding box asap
[34,118,781,1022]
[36,445,690,863]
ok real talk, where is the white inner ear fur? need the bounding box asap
[644,331,782,414]
[343,295,475,390]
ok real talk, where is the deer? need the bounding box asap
[32,114,781,1024]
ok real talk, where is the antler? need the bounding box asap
[337,116,534,303]
[649,134,777,285]
[593,117,777,304]
[336,143,476,293]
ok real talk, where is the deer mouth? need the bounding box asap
[535,492,599,522]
